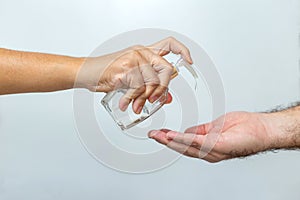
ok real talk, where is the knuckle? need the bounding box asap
[123,93,133,101]
[130,49,142,57]
[134,96,146,104]
[167,36,176,42]
[125,93,135,101]
[166,64,174,72]
[183,138,191,145]
[121,58,132,68]
[191,141,199,147]
[158,60,172,68]
[155,61,173,71]
[148,77,160,85]
[136,85,146,93]
[131,45,144,50]
[139,92,149,100]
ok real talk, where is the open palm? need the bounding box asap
[149,112,274,163]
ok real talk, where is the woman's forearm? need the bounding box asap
[0,48,83,94]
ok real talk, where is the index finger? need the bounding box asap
[166,131,204,147]
[148,37,193,64]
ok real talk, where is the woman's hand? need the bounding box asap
[76,37,193,114]
[0,37,190,112]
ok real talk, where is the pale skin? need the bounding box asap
[0,37,192,113]
[149,105,300,163]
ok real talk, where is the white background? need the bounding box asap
[0,0,299,199]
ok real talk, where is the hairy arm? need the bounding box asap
[265,103,300,150]
[149,103,300,163]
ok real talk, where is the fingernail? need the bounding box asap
[120,103,128,111]
[136,105,143,114]
[150,96,158,103]
[148,130,156,138]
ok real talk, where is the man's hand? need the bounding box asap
[148,108,300,163]
[77,37,192,114]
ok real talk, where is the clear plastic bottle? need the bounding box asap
[101,57,199,130]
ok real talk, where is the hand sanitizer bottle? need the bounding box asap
[101,56,199,130]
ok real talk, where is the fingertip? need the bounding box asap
[186,56,193,65]
[181,50,193,65]
[135,105,143,114]
[149,86,166,103]
[165,92,173,104]
[119,101,129,111]
[119,96,131,112]
[148,130,170,145]
[148,130,156,138]
[148,95,159,103]
[132,97,146,114]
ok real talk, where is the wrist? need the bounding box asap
[65,56,86,89]
[261,108,300,150]
[71,56,109,91]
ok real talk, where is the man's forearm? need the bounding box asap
[264,104,300,150]
[0,48,83,95]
